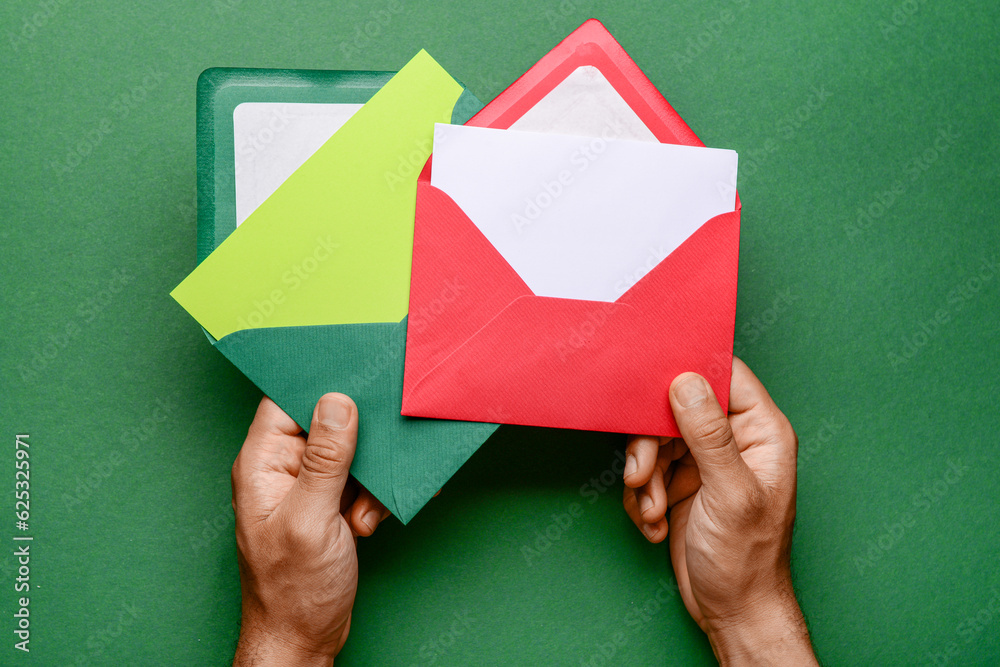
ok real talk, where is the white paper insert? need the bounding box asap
[233,102,363,225]
[431,123,737,303]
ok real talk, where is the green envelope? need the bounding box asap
[172,51,497,522]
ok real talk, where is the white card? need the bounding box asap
[430,123,738,303]
[233,102,363,225]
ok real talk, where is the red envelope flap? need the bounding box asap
[404,178,532,392]
[467,19,701,146]
[403,205,741,434]
[404,19,742,434]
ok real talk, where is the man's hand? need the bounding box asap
[231,394,389,665]
[623,358,818,665]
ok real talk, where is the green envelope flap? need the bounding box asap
[214,321,499,523]
[176,52,497,523]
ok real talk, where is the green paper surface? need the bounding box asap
[215,321,498,522]
[3,2,998,665]
[171,49,463,339]
[187,59,492,522]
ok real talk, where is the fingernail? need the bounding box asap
[318,396,352,428]
[675,375,707,408]
[361,510,379,534]
[639,493,653,514]
[642,523,657,539]
[624,454,637,478]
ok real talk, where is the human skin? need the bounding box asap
[231,393,389,665]
[623,358,818,665]
[230,359,817,665]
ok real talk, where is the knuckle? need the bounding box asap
[690,414,734,449]
[301,440,349,479]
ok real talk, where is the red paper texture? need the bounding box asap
[402,19,741,435]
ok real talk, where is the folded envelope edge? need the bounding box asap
[213,320,502,523]
[466,19,701,147]
[213,321,409,518]
[402,208,741,435]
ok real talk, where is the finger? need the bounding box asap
[624,435,659,488]
[727,358,798,464]
[728,356,779,416]
[349,486,391,537]
[622,487,668,543]
[234,398,303,473]
[666,453,701,508]
[247,396,303,441]
[339,477,360,516]
[668,438,688,461]
[637,461,668,524]
[285,393,358,518]
[669,373,754,491]
[231,398,305,509]
[667,499,701,621]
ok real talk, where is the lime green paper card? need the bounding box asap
[171,50,463,340]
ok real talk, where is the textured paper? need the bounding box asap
[233,102,363,225]
[510,65,658,141]
[173,52,496,522]
[402,19,741,436]
[172,50,463,340]
[431,123,737,302]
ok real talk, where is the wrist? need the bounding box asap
[234,618,335,667]
[705,582,817,666]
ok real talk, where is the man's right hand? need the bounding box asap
[623,358,818,665]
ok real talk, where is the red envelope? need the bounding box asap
[401,19,741,436]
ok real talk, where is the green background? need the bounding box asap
[2,1,998,665]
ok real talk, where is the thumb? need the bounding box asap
[289,393,358,513]
[669,373,753,491]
